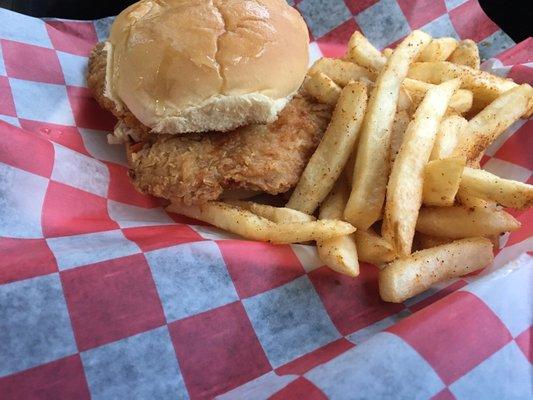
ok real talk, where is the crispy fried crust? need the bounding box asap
[87,42,332,204]
[87,43,114,113]
[129,96,332,204]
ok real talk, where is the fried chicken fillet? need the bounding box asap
[88,43,332,205]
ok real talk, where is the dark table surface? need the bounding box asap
[0,0,531,42]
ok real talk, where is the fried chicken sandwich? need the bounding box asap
[88,0,332,205]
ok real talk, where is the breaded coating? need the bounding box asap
[87,43,332,204]
[129,96,331,204]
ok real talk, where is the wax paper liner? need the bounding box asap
[0,1,531,399]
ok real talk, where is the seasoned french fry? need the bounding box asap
[408,61,517,93]
[408,61,518,111]
[446,88,473,114]
[382,48,393,58]
[402,77,432,93]
[343,153,356,187]
[317,177,359,277]
[403,78,473,115]
[456,192,497,209]
[346,31,387,71]
[345,30,432,230]
[288,81,368,214]
[354,228,396,265]
[414,233,453,250]
[390,110,411,164]
[318,177,349,221]
[448,39,480,69]
[226,200,316,223]
[453,84,533,161]
[167,202,355,244]
[416,205,520,238]
[483,234,500,251]
[317,235,360,275]
[459,167,533,209]
[430,115,468,160]
[379,238,493,303]
[466,151,483,168]
[303,72,342,105]
[418,37,458,62]
[398,88,413,112]
[383,79,461,256]
[308,57,375,86]
[422,157,465,206]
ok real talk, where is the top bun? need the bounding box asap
[106,0,309,134]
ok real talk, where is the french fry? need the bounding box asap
[303,72,342,105]
[418,37,458,62]
[408,61,517,94]
[382,79,461,256]
[167,202,355,244]
[430,115,468,160]
[450,199,506,250]
[414,233,453,250]
[402,81,456,113]
[446,88,474,115]
[416,205,520,238]
[346,31,387,71]
[398,88,413,112]
[343,153,356,187]
[354,228,396,265]
[459,167,533,209]
[226,200,316,223]
[317,177,359,277]
[317,234,360,275]
[308,57,375,86]
[466,151,483,168]
[287,81,368,214]
[403,78,473,115]
[345,30,432,230]
[456,192,497,209]
[453,84,533,161]
[379,238,493,303]
[422,157,465,206]
[382,48,393,58]
[408,61,518,111]
[483,234,500,251]
[390,110,411,164]
[448,39,480,69]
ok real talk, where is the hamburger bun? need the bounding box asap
[105,0,309,134]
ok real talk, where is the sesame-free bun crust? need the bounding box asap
[107,0,309,133]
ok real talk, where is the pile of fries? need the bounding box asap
[168,30,533,303]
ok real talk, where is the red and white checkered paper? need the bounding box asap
[0,1,531,399]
